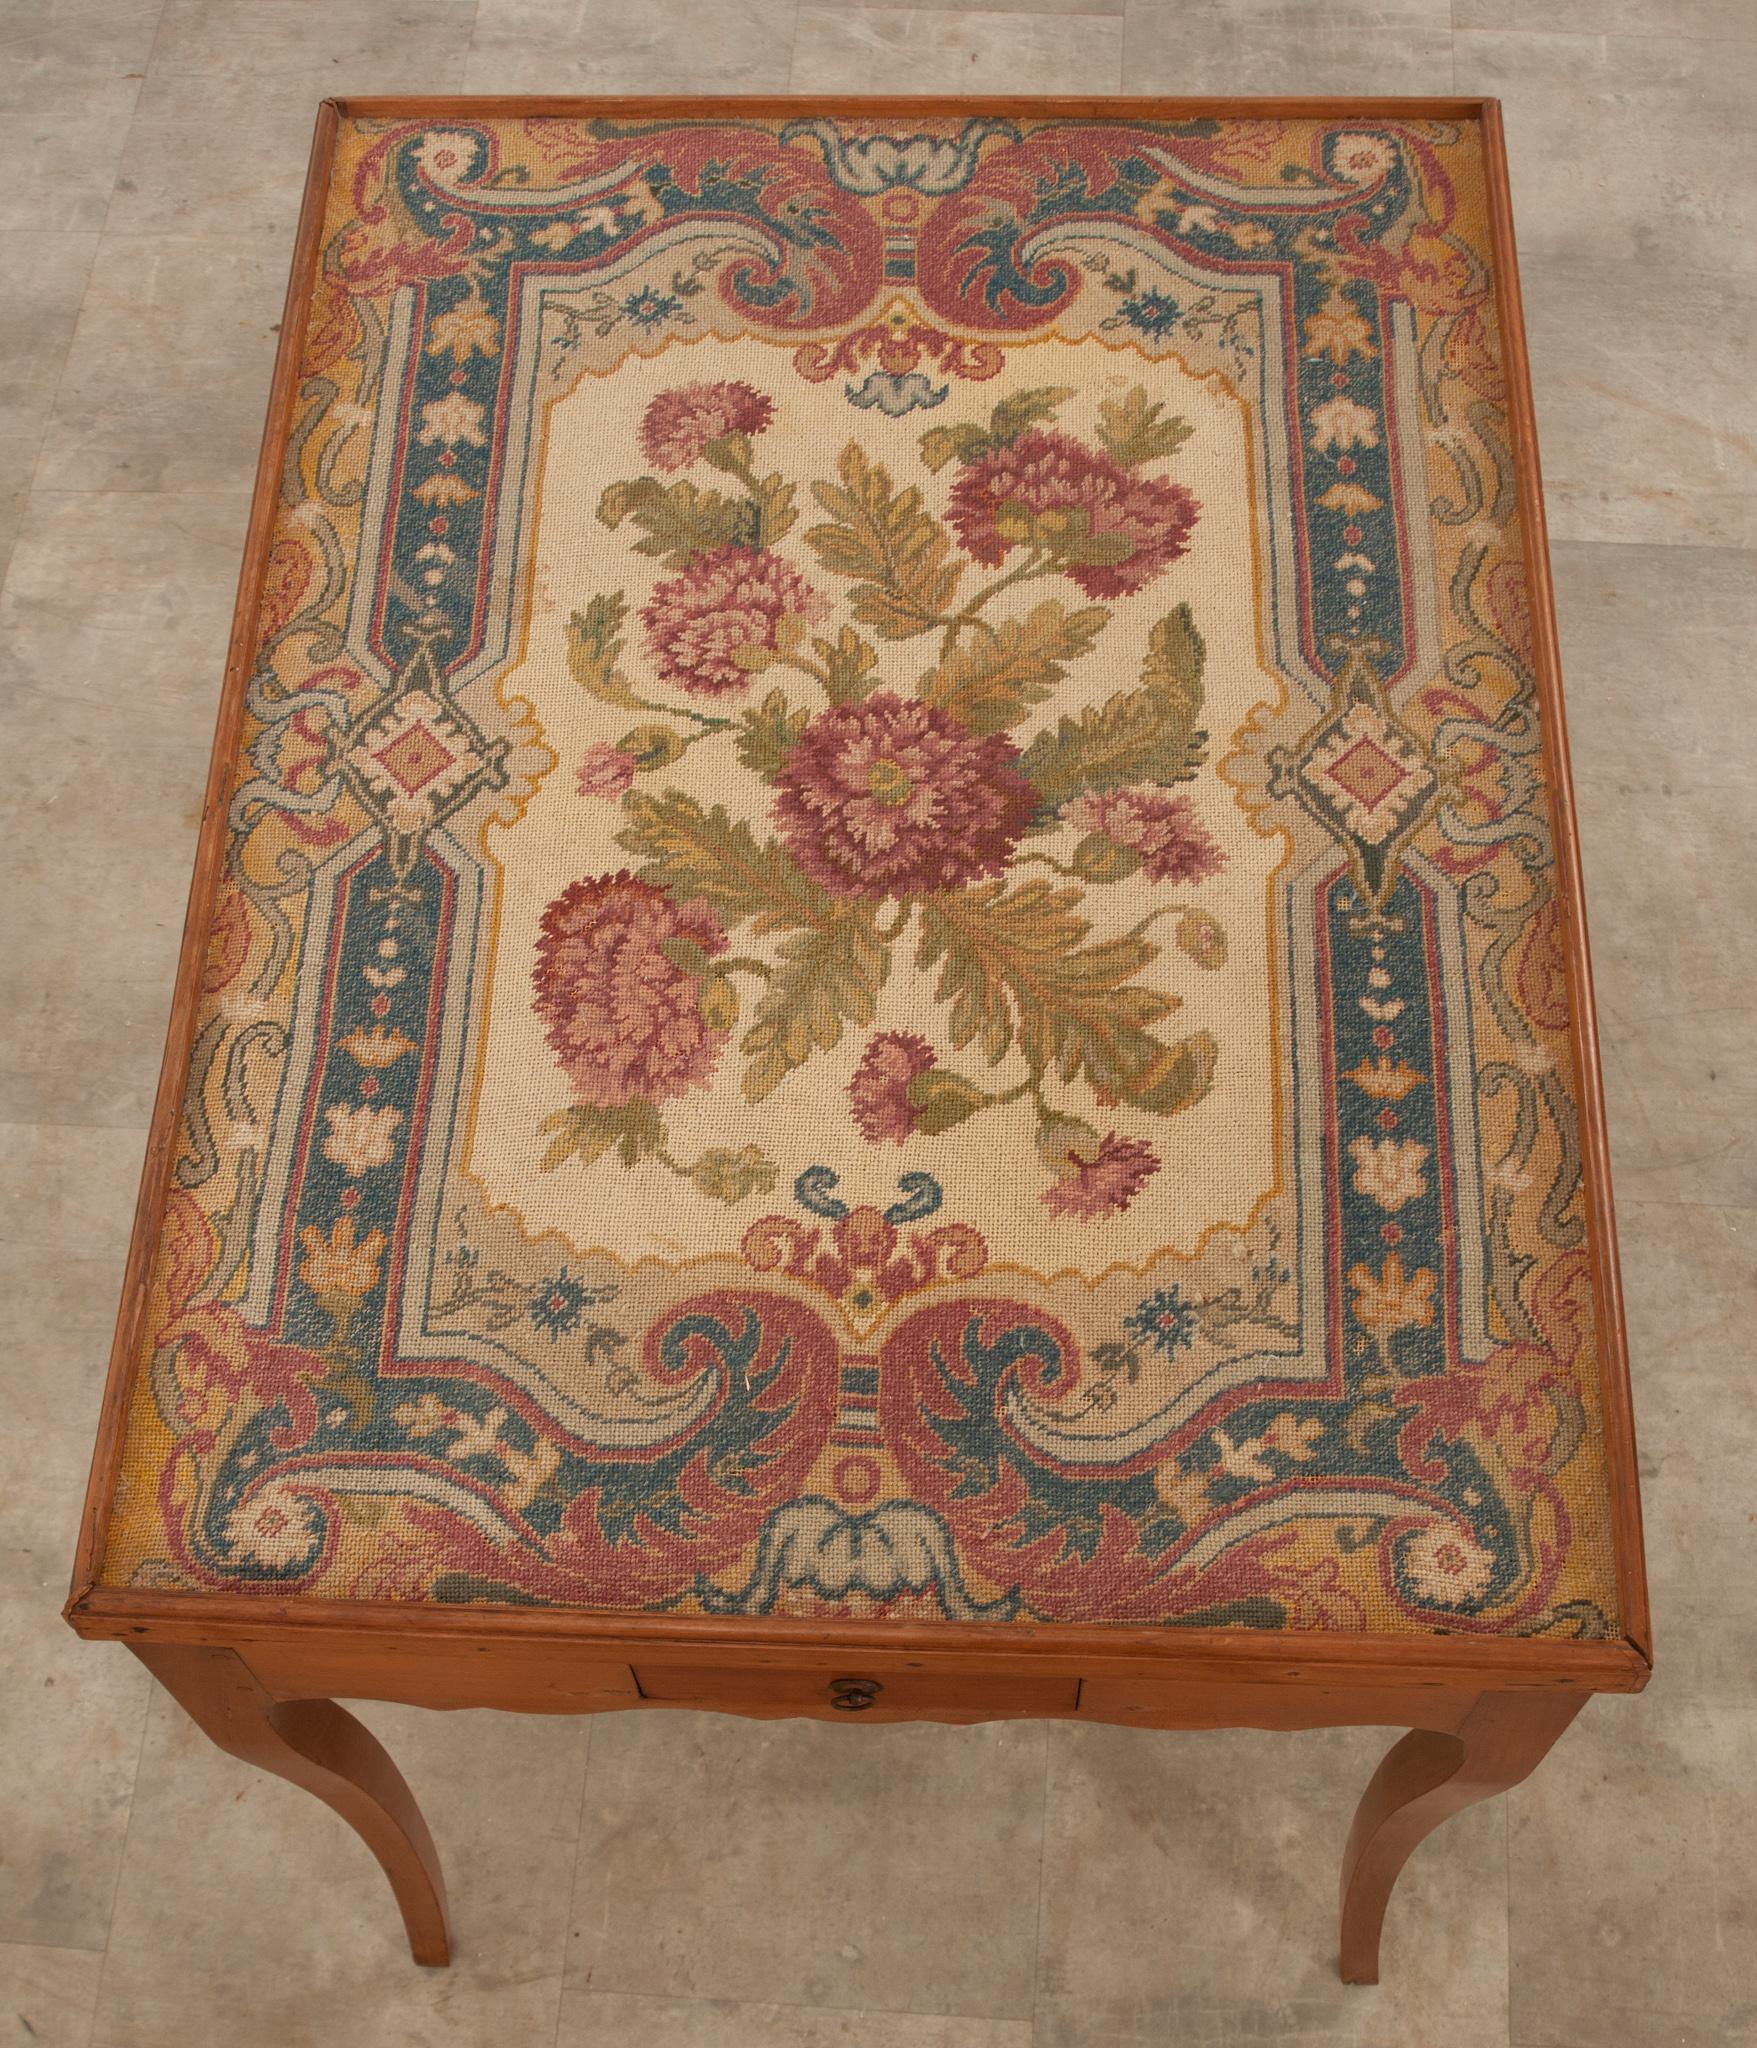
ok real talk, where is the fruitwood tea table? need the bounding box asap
[67,96,1649,1981]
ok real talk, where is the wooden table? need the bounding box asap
[65,95,1648,1983]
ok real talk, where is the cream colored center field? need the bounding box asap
[463,337,1289,1277]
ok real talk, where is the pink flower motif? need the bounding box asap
[849,1031,936,1143]
[1066,787,1227,885]
[773,692,1036,898]
[576,741,635,801]
[532,872,729,1107]
[641,546,829,698]
[640,381,776,471]
[946,429,1199,599]
[1041,1132,1161,1220]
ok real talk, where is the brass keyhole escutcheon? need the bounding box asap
[828,1676,883,1711]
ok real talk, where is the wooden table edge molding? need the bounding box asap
[63,95,1651,1988]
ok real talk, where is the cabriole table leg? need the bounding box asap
[131,1642,452,1967]
[1339,1689,1587,1984]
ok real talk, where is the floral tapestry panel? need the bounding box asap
[97,110,1622,1640]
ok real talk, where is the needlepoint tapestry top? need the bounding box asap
[99,108,1622,1639]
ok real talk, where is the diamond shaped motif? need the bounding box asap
[1301,703,1434,847]
[371,721,459,796]
[1277,640,1448,909]
[347,689,487,830]
[1322,735,1409,813]
[340,640,511,877]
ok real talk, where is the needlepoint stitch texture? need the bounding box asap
[98,109,1622,1638]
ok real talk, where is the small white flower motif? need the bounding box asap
[1333,134,1396,186]
[322,1102,403,1176]
[529,203,622,249]
[1402,1524,1494,1607]
[1308,396,1381,452]
[1348,1135,1429,1211]
[1213,1428,1276,1484]
[223,1480,323,1570]
[417,393,487,448]
[1175,203,1220,235]
[445,1405,511,1465]
[1360,996,1405,1021]
[415,540,456,591]
[414,129,480,183]
[395,1392,456,1438]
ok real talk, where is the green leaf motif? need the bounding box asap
[1114,1030,1218,1115]
[617,790,824,937]
[917,879,1161,1068]
[696,973,740,1033]
[566,594,640,708]
[598,474,750,568]
[537,1100,665,1172]
[916,881,1213,1119]
[906,1067,990,1134]
[617,723,688,770]
[741,912,889,1103]
[918,421,991,474]
[920,600,1110,735]
[682,1144,779,1204]
[1015,601,1209,807]
[735,689,810,780]
[1138,601,1207,722]
[1096,387,1196,468]
[804,443,963,639]
[988,385,1077,446]
[813,624,882,704]
[1067,832,1141,883]
[699,433,796,545]
[656,934,716,978]
[917,387,1075,475]
[751,472,798,549]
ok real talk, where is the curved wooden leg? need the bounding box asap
[132,1642,451,1967]
[1339,1689,1586,1986]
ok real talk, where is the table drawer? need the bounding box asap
[631,1662,1080,1721]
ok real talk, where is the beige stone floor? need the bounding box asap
[1,1,1752,2042]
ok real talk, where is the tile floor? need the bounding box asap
[1,3,1751,2043]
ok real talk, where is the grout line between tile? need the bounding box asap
[561,1979,1036,2037]
[8,0,172,538]
[1029,1727,1052,2032]
[1500,1791,1514,2048]
[552,1714,598,2048]
[785,0,803,92]
[80,1680,157,2048]
[0,1934,110,1958]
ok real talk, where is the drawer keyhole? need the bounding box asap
[828,1676,883,1711]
